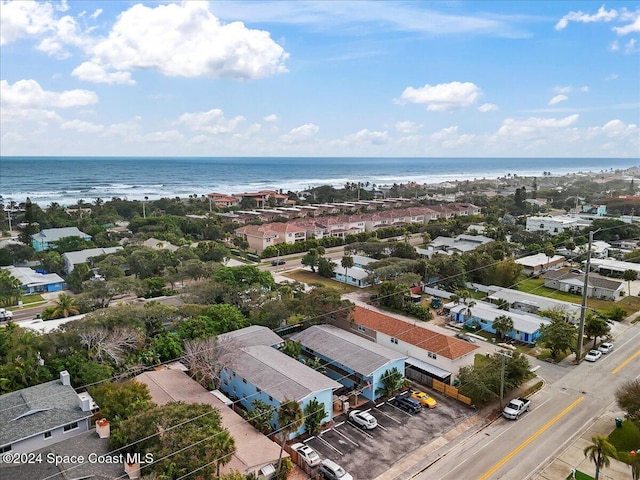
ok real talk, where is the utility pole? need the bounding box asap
[497,349,513,410]
[576,229,596,362]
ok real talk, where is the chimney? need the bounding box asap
[124,461,141,479]
[79,396,91,412]
[60,370,71,386]
[96,419,110,439]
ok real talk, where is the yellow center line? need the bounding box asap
[478,396,584,480]
[611,349,640,375]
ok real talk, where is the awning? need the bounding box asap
[405,357,451,380]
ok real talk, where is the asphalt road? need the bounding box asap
[409,322,640,480]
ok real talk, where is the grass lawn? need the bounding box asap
[566,470,594,480]
[608,419,640,454]
[514,278,638,316]
[282,269,372,294]
[7,294,45,309]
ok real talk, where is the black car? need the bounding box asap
[392,393,422,413]
[271,259,286,266]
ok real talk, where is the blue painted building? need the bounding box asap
[291,325,407,401]
[448,300,550,344]
[2,266,65,293]
[333,255,378,288]
[217,325,340,439]
[32,227,92,252]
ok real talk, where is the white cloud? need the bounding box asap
[587,119,639,138]
[89,9,102,20]
[580,86,590,92]
[478,103,498,112]
[605,73,619,80]
[135,130,185,144]
[344,129,390,145]
[61,119,104,133]
[610,40,620,51]
[176,109,245,135]
[264,114,278,122]
[614,15,640,34]
[625,38,638,53]
[282,123,320,143]
[394,121,423,133]
[400,81,482,112]
[497,114,580,137]
[71,61,135,85]
[0,79,98,108]
[555,5,618,30]
[549,94,569,105]
[430,126,475,149]
[87,2,288,81]
[0,0,56,45]
[553,86,572,94]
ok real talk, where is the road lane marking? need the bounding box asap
[478,396,584,480]
[611,349,640,375]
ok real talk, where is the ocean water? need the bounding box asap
[0,156,637,207]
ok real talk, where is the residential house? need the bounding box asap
[32,227,92,252]
[588,258,640,278]
[62,246,123,273]
[525,215,591,234]
[136,369,283,479]
[217,326,339,439]
[485,287,581,321]
[543,269,625,300]
[208,192,240,208]
[2,266,65,293]
[515,253,566,276]
[427,234,494,256]
[291,325,407,401]
[338,306,478,385]
[334,255,377,288]
[142,237,179,252]
[0,371,95,454]
[448,300,550,344]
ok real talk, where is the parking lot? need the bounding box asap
[302,389,474,479]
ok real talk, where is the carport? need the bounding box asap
[405,356,451,386]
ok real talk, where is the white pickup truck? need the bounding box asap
[0,308,14,321]
[502,397,531,420]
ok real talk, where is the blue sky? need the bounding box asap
[1,0,638,157]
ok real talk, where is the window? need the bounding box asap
[269,396,273,402]
[391,337,398,344]
[428,352,437,360]
[63,422,78,432]
[0,445,12,454]
[242,378,247,384]
[357,325,366,332]
[256,386,261,393]
[44,431,52,439]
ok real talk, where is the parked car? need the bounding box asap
[291,442,321,467]
[348,409,378,429]
[598,342,614,354]
[271,259,286,266]
[411,390,438,408]
[585,349,603,362]
[455,332,476,343]
[319,459,353,480]
[502,397,531,420]
[392,393,422,413]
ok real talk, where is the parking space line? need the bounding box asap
[315,434,343,456]
[333,425,360,445]
[345,422,374,439]
[373,406,403,424]
[384,401,413,417]
[377,424,388,431]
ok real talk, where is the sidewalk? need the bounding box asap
[531,411,633,480]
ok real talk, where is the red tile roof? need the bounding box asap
[351,305,478,360]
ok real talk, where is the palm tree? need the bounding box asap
[583,435,617,480]
[51,293,79,318]
[493,315,514,340]
[276,399,304,471]
[623,269,638,296]
[341,255,354,284]
[213,430,236,477]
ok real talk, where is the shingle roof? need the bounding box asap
[33,227,91,242]
[351,306,478,360]
[63,247,122,267]
[2,266,64,288]
[542,269,623,291]
[291,324,406,376]
[228,346,341,403]
[0,379,92,446]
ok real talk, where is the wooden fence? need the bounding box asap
[432,379,472,406]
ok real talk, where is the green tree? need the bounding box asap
[304,398,328,435]
[492,315,514,340]
[317,257,336,278]
[378,281,406,310]
[583,435,617,480]
[111,402,234,479]
[615,379,640,428]
[375,367,407,398]
[538,318,577,359]
[623,269,638,296]
[281,340,301,359]
[584,314,610,349]
[341,255,354,280]
[18,197,38,246]
[89,380,154,427]
[494,298,510,311]
[50,293,80,318]
[38,251,64,274]
[301,248,321,273]
[246,399,275,435]
[543,242,556,271]
[304,356,326,374]
[276,400,304,470]
[0,269,22,307]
